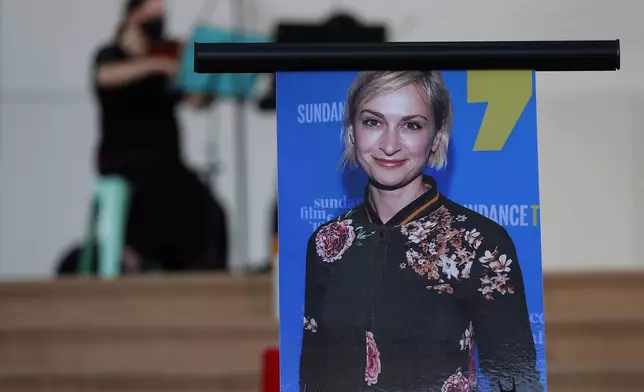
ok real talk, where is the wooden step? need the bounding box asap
[543,272,644,390]
[0,373,258,392]
[0,274,277,392]
[545,320,644,371]
[0,272,643,392]
[0,274,274,330]
[543,272,644,323]
[0,326,278,374]
[3,273,641,327]
[547,368,641,392]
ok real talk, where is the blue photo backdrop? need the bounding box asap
[276,70,546,391]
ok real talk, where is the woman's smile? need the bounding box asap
[372,157,408,168]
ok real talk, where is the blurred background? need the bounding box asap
[0,0,642,391]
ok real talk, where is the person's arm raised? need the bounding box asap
[95,57,177,89]
[94,20,178,90]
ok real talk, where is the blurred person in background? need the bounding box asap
[90,0,228,273]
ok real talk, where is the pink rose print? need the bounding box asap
[365,331,381,386]
[441,370,470,392]
[315,219,356,263]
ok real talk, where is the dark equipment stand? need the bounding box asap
[193,40,620,271]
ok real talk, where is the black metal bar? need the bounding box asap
[194,40,620,73]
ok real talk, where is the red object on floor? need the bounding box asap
[262,347,280,392]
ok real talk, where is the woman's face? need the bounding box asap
[351,84,440,189]
[138,0,165,21]
[135,0,166,40]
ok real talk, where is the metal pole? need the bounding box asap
[230,0,250,273]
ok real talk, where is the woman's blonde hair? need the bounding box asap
[339,71,453,171]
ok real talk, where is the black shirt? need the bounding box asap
[92,43,182,164]
[300,176,542,392]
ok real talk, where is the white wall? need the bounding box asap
[0,0,642,278]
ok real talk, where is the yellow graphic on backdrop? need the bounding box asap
[467,70,533,151]
[531,204,540,227]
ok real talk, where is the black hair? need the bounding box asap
[124,0,146,15]
[116,0,145,38]
[117,0,165,41]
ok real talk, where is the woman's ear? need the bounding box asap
[347,125,356,145]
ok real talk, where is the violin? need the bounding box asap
[147,39,183,60]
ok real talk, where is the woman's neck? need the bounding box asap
[369,176,426,224]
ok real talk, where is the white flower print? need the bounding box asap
[461,260,473,279]
[304,316,318,332]
[401,220,437,244]
[477,247,516,299]
[478,273,514,300]
[427,241,437,255]
[455,247,474,263]
[406,249,440,280]
[427,283,454,294]
[479,249,513,273]
[459,322,474,351]
[400,207,487,286]
[464,229,482,249]
[478,275,496,298]
[438,254,460,280]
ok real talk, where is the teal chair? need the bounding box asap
[79,176,131,278]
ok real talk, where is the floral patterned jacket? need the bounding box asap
[299,176,543,392]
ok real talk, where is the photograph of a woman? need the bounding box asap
[299,71,543,392]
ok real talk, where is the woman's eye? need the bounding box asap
[363,119,381,128]
[404,122,422,131]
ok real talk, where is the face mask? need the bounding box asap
[141,17,165,41]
